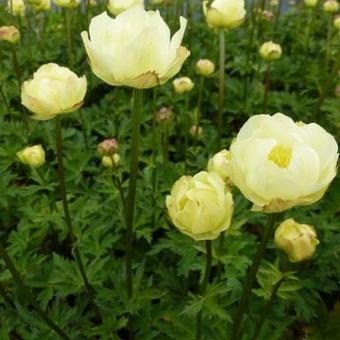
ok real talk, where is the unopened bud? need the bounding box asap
[97,138,118,156]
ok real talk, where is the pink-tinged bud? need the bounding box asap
[189,125,203,137]
[0,26,20,44]
[97,138,118,156]
[155,107,173,123]
[261,10,274,21]
[335,86,340,97]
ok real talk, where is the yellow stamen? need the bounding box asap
[268,145,292,168]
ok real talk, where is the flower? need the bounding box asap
[274,219,319,262]
[21,63,87,120]
[259,41,282,61]
[202,0,246,30]
[260,10,274,21]
[166,171,233,241]
[17,145,45,168]
[0,26,20,44]
[304,0,318,7]
[7,0,25,15]
[229,113,338,213]
[189,125,203,137]
[155,107,173,123]
[196,59,215,77]
[334,15,340,29]
[102,154,120,168]
[30,0,51,11]
[53,0,80,8]
[107,0,143,15]
[323,0,339,13]
[81,8,190,89]
[97,138,119,155]
[207,149,231,182]
[172,77,194,94]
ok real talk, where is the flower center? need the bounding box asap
[268,145,292,168]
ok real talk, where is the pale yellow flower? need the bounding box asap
[229,113,338,212]
[166,171,233,241]
[203,0,246,30]
[275,219,319,262]
[21,63,87,120]
[81,8,190,89]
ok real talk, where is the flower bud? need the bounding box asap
[17,145,45,168]
[151,0,164,4]
[31,0,51,11]
[102,154,120,168]
[260,10,274,21]
[107,0,144,16]
[270,0,278,6]
[53,0,80,8]
[172,77,194,94]
[155,107,173,123]
[323,0,339,13]
[0,26,20,44]
[97,138,118,156]
[259,41,282,61]
[207,149,231,182]
[334,15,340,29]
[203,0,246,30]
[189,125,203,138]
[335,86,340,97]
[89,0,97,7]
[7,0,25,15]
[166,171,234,241]
[21,63,87,120]
[304,0,318,7]
[196,59,215,77]
[274,219,319,262]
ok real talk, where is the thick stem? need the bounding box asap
[183,95,189,173]
[262,63,271,115]
[151,88,157,230]
[195,240,212,340]
[194,76,205,147]
[252,277,284,340]
[55,118,95,302]
[11,48,21,91]
[0,83,11,115]
[125,88,143,300]
[63,9,73,65]
[231,213,279,340]
[0,239,70,339]
[218,29,225,150]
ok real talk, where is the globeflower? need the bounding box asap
[21,63,87,120]
[275,219,319,262]
[0,26,20,44]
[259,41,282,61]
[166,171,233,241]
[172,77,194,94]
[107,0,143,15]
[202,0,246,30]
[229,113,338,212]
[81,7,190,89]
[17,145,45,168]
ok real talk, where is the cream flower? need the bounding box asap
[21,63,87,120]
[275,219,319,262]
[107,0,143,15]
[259,41,282,61]
[203,0,246,30]
[207,149,231,182]
[7,0,25,16]
[229,113,338,212]
[0,26,20,44]
[81,8,190,89]
[53,0,80,8]
[166,171,234,241]
[17,145,45,168]
[196,59,215,77]
[304,0,318,7]
[172,77,194,94]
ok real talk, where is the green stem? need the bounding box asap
[11,48,21,91]
[0,83,11,115]
[63,9,73,65]
[194,76,204,147]
[252,277,285,340]
[274,0,284,32]
[125,88,143,300]
[151,88,158,230]
[0,239,70,339]
[218,29,225,150]
[55,118,97,308]
[262,63,271,115]
[183,94,189,173]
[231,213,279,340]
[195,240,212,340]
